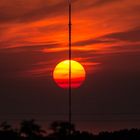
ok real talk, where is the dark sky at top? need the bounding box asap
[0,0,140,133]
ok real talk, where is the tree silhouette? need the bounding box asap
[0,121,12,131]
[20,119,46,139]
[0,121,19,140]
[48,121,76,140]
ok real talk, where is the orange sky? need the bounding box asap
[0,0,140,77]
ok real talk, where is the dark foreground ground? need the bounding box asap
[0,120,140,140]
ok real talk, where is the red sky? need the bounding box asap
[0,0,140,133]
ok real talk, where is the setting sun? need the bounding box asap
[53,60,86,88]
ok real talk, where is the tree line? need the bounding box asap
[0,119,140,140]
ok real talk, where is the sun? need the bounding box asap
[53,60,86,88]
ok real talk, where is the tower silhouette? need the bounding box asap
[68,0,72,127]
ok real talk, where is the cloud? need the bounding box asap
[73,38,113,46]
[73,26,140,46]
[0,0,66,23]
[0,43,60,54]
[69,27,140,55]
[0,0,81,23]
[92,0,119,7]
[101,27,140,42]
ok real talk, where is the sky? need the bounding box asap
[0,0,140,133]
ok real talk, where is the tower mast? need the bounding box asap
[68,0,72,125]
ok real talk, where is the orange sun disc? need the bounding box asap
[53,60,86,89]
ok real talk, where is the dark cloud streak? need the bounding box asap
[102,27,140,42]
[0,0,66,23]
[92,0,119,7]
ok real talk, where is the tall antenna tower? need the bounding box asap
[68,0,72,125]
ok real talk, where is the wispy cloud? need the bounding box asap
[0,0,140,77]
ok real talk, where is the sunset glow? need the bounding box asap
[0,0,140,133]
[53,60,86,88]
